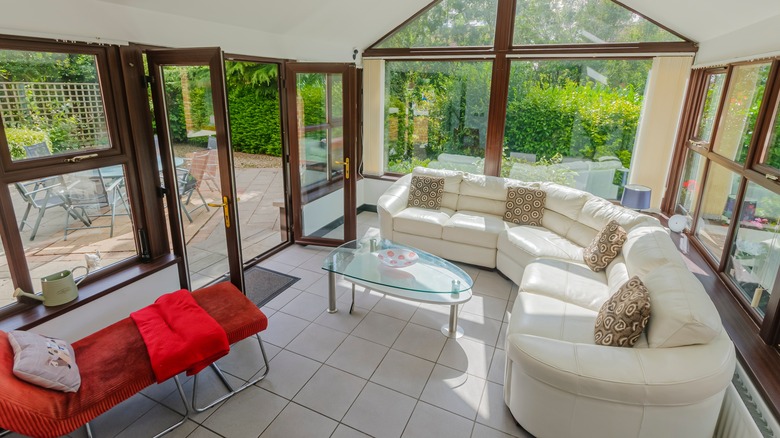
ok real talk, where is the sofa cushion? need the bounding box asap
[498,226,584,268]
[412,167,462,210]
[407,175,444,210]
[623,225,684,277]
[442,211,514,249]
[583,220,627,272]
[394,207,454,239]
[458,173,535,216]
[594,276,651,347]
[521,259,610,311]
[644,264,723,348]
[578,196,658,232]
[507,292,601,345]
[504,186,546,226]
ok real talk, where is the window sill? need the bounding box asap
[363,173,402,182]
[0,254,179,332]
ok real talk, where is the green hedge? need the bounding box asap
[227,88,282,156]
[6,128,49,159]
[504,82,641,161]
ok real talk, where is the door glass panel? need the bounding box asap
[160,65,226,289]
[712,63,771,164]
[9,165,136,300]
[296,72,345,240]
[674,149,706,221]
[0,49,111,161]
[693,72,726,143]
[725,182,780,317]
[224,60,287,261]
[695,162,741,262]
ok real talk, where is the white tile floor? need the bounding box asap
[9,212,531,438]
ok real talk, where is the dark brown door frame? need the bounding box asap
[146,47,244,291]
[284,62,358,246]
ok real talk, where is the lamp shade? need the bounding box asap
[621,184,651,210]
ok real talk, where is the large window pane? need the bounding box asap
[0,49,111,161]
[725,182,780,317]
[7,165,136,305]
[675,149,706,221]
[297,73,344,188]
[374,0,498,48]
[695,162,741,262]
[712,63,771,164]
[513,0,683,45]
[693,72,726,143]
[759,95,780,171]
[384,61,491,174]
[502,59,650,199]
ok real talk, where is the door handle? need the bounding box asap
[207,196,232,228]
[334,158,349,180]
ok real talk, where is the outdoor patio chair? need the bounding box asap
[23,142,50,158]
[64,169,130,240]
[177,167,209,223]
[189,149,220,191]
[15,177,91,241]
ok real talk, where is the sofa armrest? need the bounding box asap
[505,333,735,405]
[377,174,412,239]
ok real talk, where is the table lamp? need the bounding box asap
[621,184,651,210]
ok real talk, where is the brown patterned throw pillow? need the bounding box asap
[407,175,445,210]
[504,187,546,226]
[594,276,651,347]
[583,220,627,271]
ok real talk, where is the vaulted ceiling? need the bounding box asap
[2,0,780,64]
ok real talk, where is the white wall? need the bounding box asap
[1,0,350,61]
[30,266,180,342]
[302,189,344,236]
[696,15,780,67]
[362,177,393,206]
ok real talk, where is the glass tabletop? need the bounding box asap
[322,238,473,294]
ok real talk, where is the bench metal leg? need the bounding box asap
[80,375,188,438]
[191,333,270,413]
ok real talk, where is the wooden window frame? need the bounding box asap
[0,37,172,323]
[665,58,780,420]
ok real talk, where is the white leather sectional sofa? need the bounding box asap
[377,167,736,438]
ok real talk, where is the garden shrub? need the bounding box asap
[6,127,49,159]
[227,88,282,156]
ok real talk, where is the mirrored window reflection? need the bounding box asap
[0,49,111,161]
[502,59,650,199]
[675,149,707,222]
[693,72,726,144]
[384,61,491,175]
[712,63,771,164]
[8,165,136,302]
[694,162,741,262]
[725,182,780,317]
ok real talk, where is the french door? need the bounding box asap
[147,48,244,291]
[286,63,357,246]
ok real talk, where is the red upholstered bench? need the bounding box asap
[0,282,269,438]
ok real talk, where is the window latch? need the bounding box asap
[766,173,778,181]
[64,153,98,163]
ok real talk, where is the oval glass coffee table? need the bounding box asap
[322,238,473,338]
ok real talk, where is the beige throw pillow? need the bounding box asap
[584,220,627,271]
[504,186,546,226]
[407,175,444,210]
[7,330,81,392]
[594,276,651,347]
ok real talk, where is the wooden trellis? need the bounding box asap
[0,81,109,148]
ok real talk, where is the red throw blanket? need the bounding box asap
[130,289,230,383]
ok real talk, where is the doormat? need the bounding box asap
[244,266,300,307]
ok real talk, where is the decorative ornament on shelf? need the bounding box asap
[13,252,101,307]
